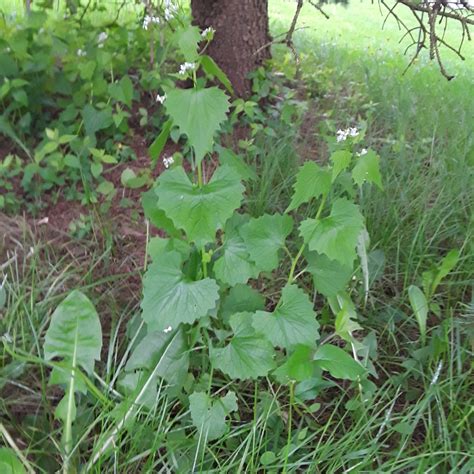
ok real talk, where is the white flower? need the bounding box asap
[336,129,349,142]
[97,32,108,45]
[77,49,86,57]
[201,26,215,39]
[156,93,166,104]
[143,14,160,30]
[357,148,368,157]
[163,0,178,21]
[163,156,174,168]
[178,62,196,76]
[336,127,359,142]
[163,325,173,333]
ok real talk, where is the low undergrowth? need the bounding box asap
[0,1,473,473]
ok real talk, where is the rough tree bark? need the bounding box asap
[191,0,271,98]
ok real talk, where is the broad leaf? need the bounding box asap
[155,166,244,247]
[253,285,319,349]
[44,290,102,376]
[274,345,315,383]
[211,312,275,379]
[216,145,256,181]
[306,252,353,297]
[141,188,178,236]
[125,328,189,388]
[352,149,383,189]
[300,198,365,267]
[82,104,112,136]
[108,75,134,108]
[408,285,428,343]
[149,119,172,164]
[44,290,102,443]
[313,344,365,381]
[165,87,230,164]
[200,55,234,95]
[214,214,258,286]
[141,251,219,331]
[0,448,26,474]
[422,249,460,299]
[176,25,201,61]
[189,391,238,441]
[330,150,352,180]
[220,284,265,321]
[286,162,331,212]
[240,214,293,273]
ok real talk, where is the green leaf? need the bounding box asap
[220,284,265,321]
[306,252,353,298]
[422,249,460,299]
[125,328,189,388]
[164,87,230,164]
[211,312,275,379]
[149,119,172,164]
[286,162,332,212]
[0,447,26,474]
[141,189,178,236]
[141,251,220,332]
[155,166,244,247]
[330,150,352,180]
[0,285,6,310]
[44,290,102,376]
[44,289,102,447]
[82,104,112,136]
[176,25,201,61]
[109,75,134,108]
[313,344,365,381]
[189,391,238,441]
[274,344,315,382]
[335,298,362,342]
[200,55,234,95]
[253,285,319,349]
[120,168,148,189]
[300,198,365,267]
[214,214,258,286]
[352,149,383,189]
[0,116,31,158]
[408,285,428,344]
[240,214,293,273]
[216,145,256,181]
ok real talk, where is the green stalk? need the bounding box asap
[287,194,327,284]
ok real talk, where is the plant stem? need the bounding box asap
[197,160,203,188]
[201,249,208,278]
[287,194,327,284]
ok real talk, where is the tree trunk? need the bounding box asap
[191,0,271,98]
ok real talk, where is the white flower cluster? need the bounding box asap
[163,156,174,168]
[143,14,160,30]
[164,0,178,21]
[77,49,86,57]
[178,62,196,76]
[156,93,166,104]
[97,32,108,48]
[336,127,359,142]
[201,26,215,39]
[357,148,368,157]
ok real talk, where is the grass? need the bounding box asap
[270,0,474,296]
[1,1,473,472]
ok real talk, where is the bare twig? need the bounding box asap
[378,0,473,79]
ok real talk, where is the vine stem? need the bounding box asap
[287,194,327,284]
